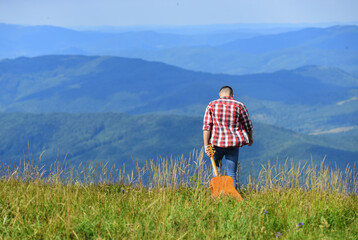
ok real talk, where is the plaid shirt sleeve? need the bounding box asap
[203,103,213,131]
[240,104,253,133]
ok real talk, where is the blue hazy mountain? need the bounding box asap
[1,23,357,76]
[1,23,357,180]
[0,55,356,108]
[0,55,357,178]
[117,26,358,76]
[0,55,357,135]
[220,25,358,53]
[0,23,254,57]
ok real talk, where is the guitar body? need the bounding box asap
[209,175,243,201]
[207,144,243,201]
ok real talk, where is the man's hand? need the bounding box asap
[204,145,213,157]
[248,139,253,146]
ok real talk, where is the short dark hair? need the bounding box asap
[219,86,233,96]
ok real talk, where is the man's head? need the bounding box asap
[219,86,234,97]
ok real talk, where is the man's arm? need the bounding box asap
[203,103,213,156]
[240,104,253,146]
[247,130,253,146]
[203,130,212,156]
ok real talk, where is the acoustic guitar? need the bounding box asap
[207,144,243,201]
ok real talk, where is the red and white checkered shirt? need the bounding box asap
[203,96,253,148]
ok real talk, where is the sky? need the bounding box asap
[0,0,357,27]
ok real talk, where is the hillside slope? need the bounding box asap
[0,113,356,179]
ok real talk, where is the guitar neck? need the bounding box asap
[210,156,219,177]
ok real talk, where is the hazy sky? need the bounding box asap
[0,0,357,27]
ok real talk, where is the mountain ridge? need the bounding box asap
[1,55,357,134]
[220,25,358,53]
[1,23,357,76]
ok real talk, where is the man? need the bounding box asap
[203,86,253,188]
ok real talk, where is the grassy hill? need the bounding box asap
[0,149,357,239]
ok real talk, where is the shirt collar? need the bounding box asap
[220,96,233,99]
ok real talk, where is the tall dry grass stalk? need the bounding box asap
[0,148,357,195]
[249,157,358,195]
[1,149,357,239]
[0,148,210,188]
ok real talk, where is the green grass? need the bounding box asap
[0,150,357,239]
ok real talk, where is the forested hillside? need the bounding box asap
[0,112,356,179]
